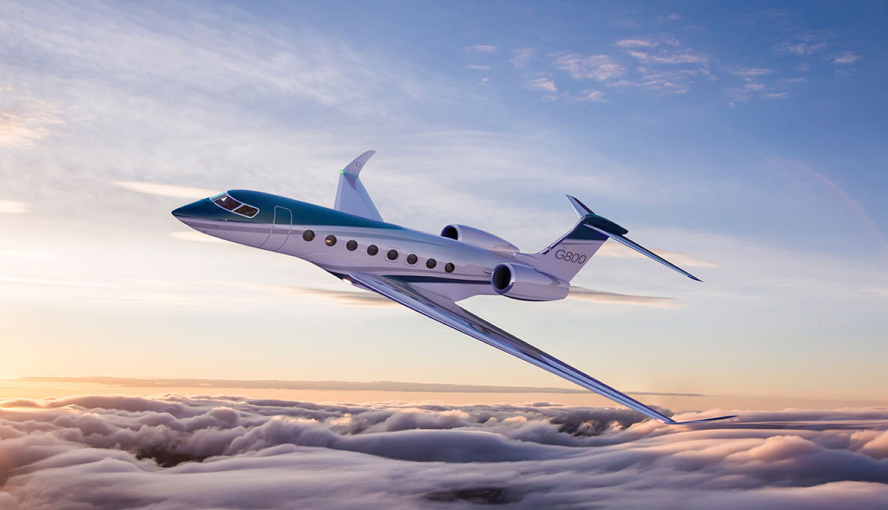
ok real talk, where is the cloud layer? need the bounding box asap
[1,395,887,509]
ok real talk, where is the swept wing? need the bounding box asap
[348,272,734,425]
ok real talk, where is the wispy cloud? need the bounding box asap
[553,53,626,81]
[773,40,828,56]
[577,89,608,103]
[597,242,716,268]
[0,94,63,147]
[523,74,557,92]
[509,48,534,68]
[731,67,774,78]
[169,231,227,244]
[20,376,599,394]
[465,44,498,53]
[568,287,677,308]
[614,39,658,48]
[832,51,862,65]
[466,64,490,71]
[113,181,219,199]
[0,200,28,214]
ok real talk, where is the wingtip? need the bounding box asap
[665,414,737,425]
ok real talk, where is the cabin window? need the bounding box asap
[426,258,437,269]
[325,235,337,246]
[211,193,260,218]
[303,230,315,241]
[444,262,455,273]
[346,240,358,251]
[387,249,399,261]
[367,244,379,256]
[406,254,418,265]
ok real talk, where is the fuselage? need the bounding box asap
[173,190,515,299]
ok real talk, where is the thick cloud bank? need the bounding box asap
[1,395,887,509]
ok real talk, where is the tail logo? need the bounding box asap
[555,250,587,264]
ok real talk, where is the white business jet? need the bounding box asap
[172,151,733,424]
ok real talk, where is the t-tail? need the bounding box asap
[519,195,703,283]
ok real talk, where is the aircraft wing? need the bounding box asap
[347,272,734,425]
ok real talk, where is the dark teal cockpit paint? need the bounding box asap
[172,190,403,230]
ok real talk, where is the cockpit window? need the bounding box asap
[211,193,259,218]
[234,204,258,217]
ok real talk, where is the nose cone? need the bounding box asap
[172,199,214,221]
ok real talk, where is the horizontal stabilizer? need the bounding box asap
[583,223,702,282]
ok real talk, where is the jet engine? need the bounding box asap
[491,263,570,301]
[441,224,519,256]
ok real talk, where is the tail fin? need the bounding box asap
[517,195,702,283]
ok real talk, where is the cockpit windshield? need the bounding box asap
[211,193,260,218]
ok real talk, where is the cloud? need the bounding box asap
[465,64,489,71]
[19,376,600,394]
[0,93,63,147]
[568,287,677,308]
[578,90,608,103]
[614,39,658,48]
[630,52,709,65]
[523,75,557,92]
[0,200,28,214]
[113,181,220,199]
[731,67,774,78]
[509,48,534,68]
[597,242,716,267]
[285,286,397,307]
[1,395,888,509]
[773,40,828,56]
[554,53,626,81]
[832,51,862,65]
[464,45,498,53]
[169,230,228,243]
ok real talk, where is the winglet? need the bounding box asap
[342,150,376,177]
[334,151,383,222]
[664,414,737,425]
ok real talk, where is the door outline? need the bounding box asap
[260,206,292,251]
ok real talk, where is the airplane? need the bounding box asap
[172,151,735,425]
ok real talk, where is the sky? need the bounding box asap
[1,0,888,409]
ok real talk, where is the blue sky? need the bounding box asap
[1,1,886,407]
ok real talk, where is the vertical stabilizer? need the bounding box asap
[514,211,608,282]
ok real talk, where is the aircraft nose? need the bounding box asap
[172,199,214,221]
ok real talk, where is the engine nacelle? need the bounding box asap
[491,263,569,302]
[441,224,519,257]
